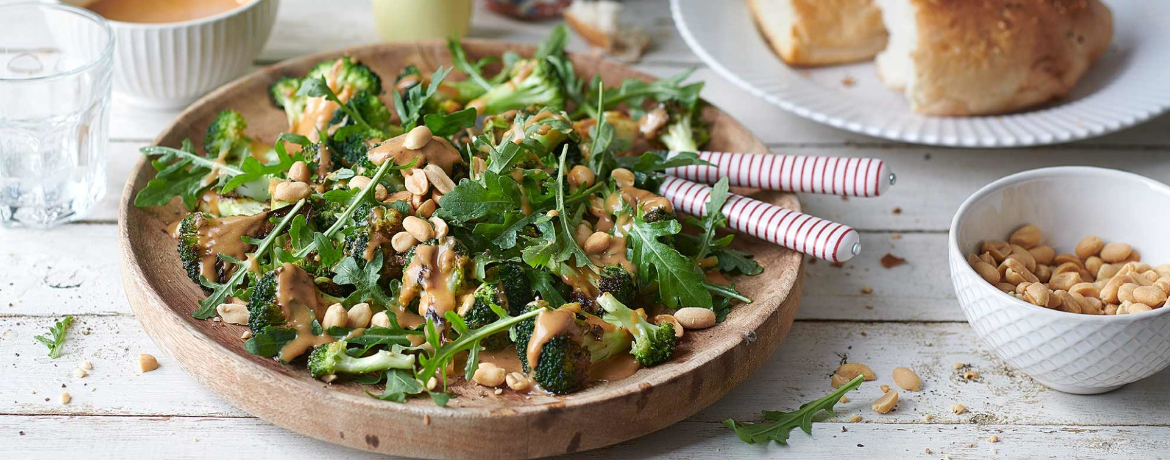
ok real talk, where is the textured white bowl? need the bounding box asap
[949,167,1170,394]
[63,0,279,109]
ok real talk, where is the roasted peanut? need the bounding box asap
[892,367,922,391]
[371,311,392,328]
[139,354,160,373]
[1118,283,1138,303]
[403,125,433,150]
[288,161,310,183]
[1053,253,1085,268]
[974,262,1000,284]
[1009,244,1037,272]
[1101,242,1132,263]
[1048,271,1081,291]
[835,363,876,381]
[1101,274,1134,304]
[830,373,851,388]
[568,165,596,189]
[1133,285,1167,307]
[273,181,311,202]
[1127,303,1154,314]
[423,164,455,194]
[472,362,507,387]
[403,216,434,242]
[1009,224,1042,249]
[216,303,250,325]
[981,241,1012,262]
[994,282,1016,293]
[611,168,635,188]
[654,315,685,339]
[323,303,348,329]
[416,199,438,218]
[872,390,899,414]
[345,303,373,328]
[1075,236,1104,259]
[1097,263,1120,281]
[391,231,418,253]
[1024,283,1051,307]
[1034,264,1052,283]
[967,253,982,267]
[1054,290,1080,314]
[1069,282,1100,299]
[675,307,716,330]
[430,216,449,240]
[583,231,612,255]
[1029,245,1056,265]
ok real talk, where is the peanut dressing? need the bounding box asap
[275,263,332,362]
[588,353,640,382]
[291,59,355,142]
[525,305,581,371]
[588,236,634,274]
[195,212,269,282]
[399,237,462,320]
[85,0,253,23]
[367,134,462,173]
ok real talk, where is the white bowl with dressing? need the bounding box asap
[62,0,279,109]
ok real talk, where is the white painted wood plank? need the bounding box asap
[5,314,1170,427]
[3,417,1167,459]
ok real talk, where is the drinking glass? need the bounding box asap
[0,3,114,228]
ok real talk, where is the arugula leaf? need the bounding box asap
[723,374,864,445]
[332,253,398,308]
[298,77,371,129]
[713,247,764,276]
[194,199,305,319]
[527,270,567,308]
[33,316,74,359]
[446,37,493,91]
[626,212,712,309]
[393,67,453,131]
[534,24,569,59]
[692,177,730,262]
[436,171,522,224]
[134,140,242,209]
[415,308,542,396]
[554,148,592,268]
[370,368,426,402]
[221,133,306,194]
[621,150,711,174]
[423,107,477,137]
[243,326,297,357]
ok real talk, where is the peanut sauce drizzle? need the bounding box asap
[195,212,269,282]
[525,304,582,371]
[399,237,462,321]
[275,263,332,362]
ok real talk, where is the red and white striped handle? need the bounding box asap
[665,151,895,197]
[658,176,860,262]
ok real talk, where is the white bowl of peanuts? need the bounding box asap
[949,166,1170,394]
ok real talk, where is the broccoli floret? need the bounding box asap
[270,57,383,131]
[462,283,511,351]
[598,265,636,307]
[176,212,211,286]
[515,303,635,394]
[329,90,395,131]
[247,270,284,334]
[513,300,547,372]
[307,340,414,380]
[203,110,248,157]
[269,77,305,127]
[468,59,564,115]
[496,263,535,316]
[597,293,678,367]
[642,207,676,224]
[531,334,592,395]
[657,101,710,153]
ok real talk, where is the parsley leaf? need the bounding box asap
[333,253,398,308]
[626,212,712,309]
[723,374,864,445]
[33,316,74,359]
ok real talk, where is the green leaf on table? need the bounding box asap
[723,374,865,445]
[33,316,74,359]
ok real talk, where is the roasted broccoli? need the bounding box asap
[176,211,211,286]
[203,110,248,157]
[308,340,415,379]
[247,269,284,334]
[468,59,564,115]
[496,262,536,316]
[597,293,677,366]
[597,265,636,307]
[461,283,511,351]
[656,101,709,153]
[269,56,382,131]
[513,301,634,394]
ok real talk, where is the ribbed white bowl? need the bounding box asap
[64,0,279,109]
[950,167,1170,394]
[671,0,1170,148]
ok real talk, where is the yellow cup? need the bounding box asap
[371,0,473,42]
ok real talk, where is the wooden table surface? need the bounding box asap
[3,1,1170,458]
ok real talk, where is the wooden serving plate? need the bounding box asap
[118,40,803,459]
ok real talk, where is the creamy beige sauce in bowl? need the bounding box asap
[83,0,253,23]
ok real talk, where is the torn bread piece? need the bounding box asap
[875,0,1113,116]
[748,0,888,66]
[564,0,650,62]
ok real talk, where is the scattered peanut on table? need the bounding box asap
[968,225,1169,316]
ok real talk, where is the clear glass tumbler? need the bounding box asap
[0,3,114,228]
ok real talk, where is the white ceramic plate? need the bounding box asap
[671,0,1170,148]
